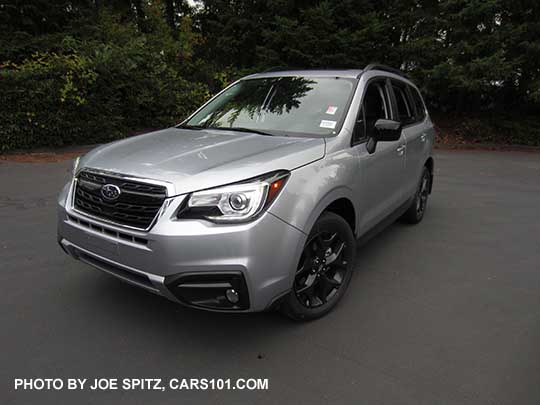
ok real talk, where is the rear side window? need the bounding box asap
[410,86,426,121]
[391,81,415,125]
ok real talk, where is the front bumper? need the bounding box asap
[57,180,307,312]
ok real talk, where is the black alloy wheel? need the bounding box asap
[401,166,431,224]
[294,231,349,308]
[416,169,430,217]
[281,212,355,321]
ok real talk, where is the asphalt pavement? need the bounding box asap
[1,150,540,404]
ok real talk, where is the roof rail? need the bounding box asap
[262,66,357,73]
[362,63,408,79]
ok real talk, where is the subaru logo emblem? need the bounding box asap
[101,184,121,200]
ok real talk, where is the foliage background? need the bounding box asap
[1,0,539,151]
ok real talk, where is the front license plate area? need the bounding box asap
[84,232,119,257]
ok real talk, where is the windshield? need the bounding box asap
[183,76,356,137]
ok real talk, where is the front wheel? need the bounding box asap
[280,212,356,321]
[401,166,431,224]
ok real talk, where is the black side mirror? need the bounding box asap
[374,119,402,142]
[366,119,402,154]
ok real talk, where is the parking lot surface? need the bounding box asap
[1,150,540,404]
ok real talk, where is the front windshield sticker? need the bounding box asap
[325,106,338,115]
[320,120,337,129]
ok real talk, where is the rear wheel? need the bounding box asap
[401,166,431,224]
[280,212,356,321]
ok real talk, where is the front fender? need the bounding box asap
[268,152,357,236]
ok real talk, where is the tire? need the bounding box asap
[280,212,356,321]
[401,166,431,224]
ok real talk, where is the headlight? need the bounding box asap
[72,156,81,176]
[177,171,289,223]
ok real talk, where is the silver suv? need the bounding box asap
[57,65,434,320]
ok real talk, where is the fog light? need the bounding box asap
[166,273,250,310]
[225,288,240,304]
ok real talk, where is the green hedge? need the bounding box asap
[2,1,540,151]
[0,15,210,152]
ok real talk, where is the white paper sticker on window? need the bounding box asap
[326,106,338,115]
[320,120,337,129]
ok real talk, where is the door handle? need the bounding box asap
[396,145,406,156]
[420,133,427,142]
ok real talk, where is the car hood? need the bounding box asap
[80,127,325,195]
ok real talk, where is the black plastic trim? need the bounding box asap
[165,272,250,311]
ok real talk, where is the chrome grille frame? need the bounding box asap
[70,168,175,232]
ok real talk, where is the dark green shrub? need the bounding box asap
[0,11,210,152]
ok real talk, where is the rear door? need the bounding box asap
[408,85,432,181]
[389,80,425,198]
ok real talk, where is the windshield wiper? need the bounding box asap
[178,124,275,136]
[205,126,274,136]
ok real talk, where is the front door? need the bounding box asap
[352,79,407,232]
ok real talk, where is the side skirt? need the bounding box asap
[356,197,413,247]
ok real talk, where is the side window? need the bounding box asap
[391,81,415,125]
[353,80,390,144]
[410,86,426,121]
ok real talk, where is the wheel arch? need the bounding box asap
[324,198,356,235]
[301,188,357,238]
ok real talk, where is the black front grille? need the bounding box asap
[74,170,167,229]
